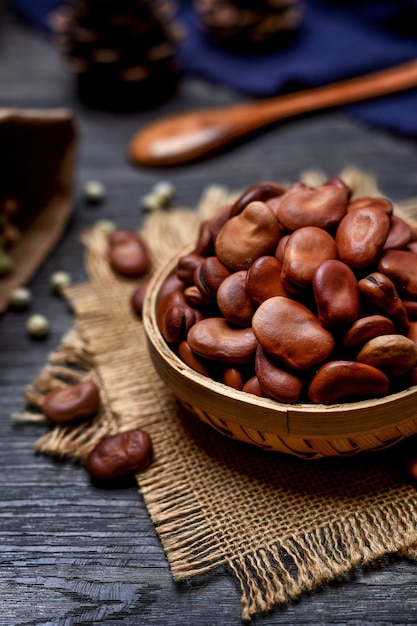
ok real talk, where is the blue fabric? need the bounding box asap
[10,0,417,137]
[10,0,62,32]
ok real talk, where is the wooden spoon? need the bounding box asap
[129,59,417,167]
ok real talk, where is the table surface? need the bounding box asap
[2,5,417,625]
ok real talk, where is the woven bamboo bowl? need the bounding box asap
[143,248,417,460]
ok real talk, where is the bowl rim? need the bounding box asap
[143,246,417,440]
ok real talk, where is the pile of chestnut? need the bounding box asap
[155,178,417,405]
[42,380,153,480]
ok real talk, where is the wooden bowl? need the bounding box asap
[143,249,417,460]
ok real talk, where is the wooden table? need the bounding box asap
[2,6,417,625]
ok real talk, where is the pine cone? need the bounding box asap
[194,0,303,53]
[56,0,181,110]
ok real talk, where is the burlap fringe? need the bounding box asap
[13,168,417,621]
[230,506,417,620]
[13,327,91,424]
[139,467,227,578]
[12,325,118,459]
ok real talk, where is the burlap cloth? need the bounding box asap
[16,168,417,620]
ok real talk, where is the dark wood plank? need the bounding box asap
[2,5,417,625]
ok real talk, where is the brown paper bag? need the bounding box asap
[0,109,77,313]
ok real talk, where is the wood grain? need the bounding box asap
[2,5,417,624]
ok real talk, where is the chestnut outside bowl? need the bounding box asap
[143,249,417,460]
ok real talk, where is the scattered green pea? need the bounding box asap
[50,270,72,294]
[0,248,13,276]
[94,218,116,234]
[83,180,106,204]
[142,181,175,212]
[9,286,32,310]
[153,181,174,205]
[26,314,49,338]
[142,192,162,212]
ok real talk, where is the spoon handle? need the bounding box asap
[129,60,417,167]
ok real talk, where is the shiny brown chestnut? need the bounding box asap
[191,204,232,257]
[156,291,199,345]
[308,361,390,404]
[356,334,417,377]
[335,206,390,269]
[378,250,417,298]
[178,340,211,376]
[194,256,231,300]
[43,380,100,425]
[177,253,204,284]
[84,429,153,480]
[108,229,150,277]
[266,182,307,216]
[156,274,185,306]
[312,259,359,329]
[340,314,395,349]
[130,280,150,318]
[187,317,258,364]
[275,234,289,263]
[281,226,338,290]
[252,296,334,370]
[215,200,280,271]
[183,284,213,307]
[255,345,304,403]
[358,272,409,330]
[206,203,233,241]
[347,196,393,216]
[242,376,265,397]
[229,181,286,218]
[383,214,412,250]
[192,219,213,257]
[246,256,287,304]
[216,270,255,327]
[274,183,349,232]
[221,366,244,390]
[323,177,352,199]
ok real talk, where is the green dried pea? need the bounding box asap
[9,286,32,310]
[26,314,49,338]
[83,180,106,204]
[142,181,175,212]
[141,192,161,212]
[94,218,116,234]
[0,248,13,276]
[152,181,174,205]
[50,270,72,294]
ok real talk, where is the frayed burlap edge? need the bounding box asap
[13,168,417,620]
